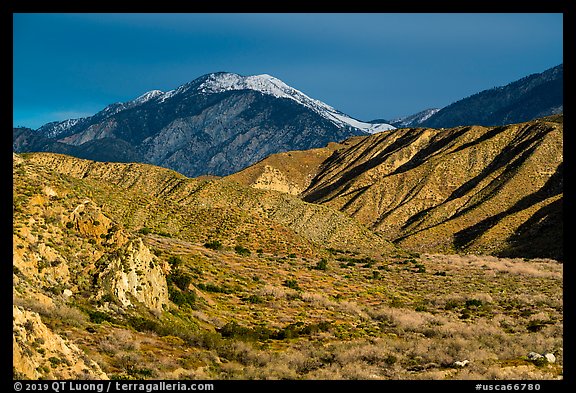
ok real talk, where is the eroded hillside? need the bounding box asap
[231,116,563,260]
[22,152,397,257]
[13,147,563,380]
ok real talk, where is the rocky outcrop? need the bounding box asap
[96,238,169,314]
[68,200,113,241]
[528,352,557,364]
[246,165,304,195]
[13,305,108,379]
[225,144,341,196]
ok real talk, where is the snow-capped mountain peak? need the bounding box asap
[36,72,395,139]
[197,72,395,134]
[198,72,296,100]
[131,90,165,105]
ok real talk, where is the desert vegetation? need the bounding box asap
[12,152,563,380]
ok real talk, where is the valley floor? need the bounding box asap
[14,235,563,380]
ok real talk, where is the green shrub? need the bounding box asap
[66,222,74,229]
[127,316,161,333]
[314,258,328,271]
[204,240,223,250]
[527,319,548,333]
[167,271,192,291]
[100,294,115,304]
[168,287,197,307]
[48,357,62,367]
[196,283,233,294]
[445,300,460,310]
[167,256,182,267]
[87,310,113,324]
[217,320,330,341]
[531,357,549,367]
[465,299,483,309]
[283,279,301,291]
[272,321,331,340]
[243,294,263,304]
[234,245,251,257]
[138,227,152,235]
[217,321,263,340]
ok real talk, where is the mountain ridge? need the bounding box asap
[15,72,397,178]
[416,64,562,128]
[19,151,399,258]
[231,115,563,260]
[37,72,395,138]
[15,65,562,179]
[390,108,441,128]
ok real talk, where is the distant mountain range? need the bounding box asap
[390,64,562,128]
[13,65,562,177]
[13,73,393,177]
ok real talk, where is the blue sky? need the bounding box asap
[13,13,563,129]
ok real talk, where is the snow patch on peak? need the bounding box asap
[36,118,86,138]
[416,108,441,123]
[198,72,395,134]
[255,73,275,79]
[131,90,165,105]
[199,72,309,103]
[391,108,441,128]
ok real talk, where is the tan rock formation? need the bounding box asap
[13,305,108,379]
[96,238,169,314]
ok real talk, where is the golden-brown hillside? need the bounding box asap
[22,152,398,258]
[231,116,563,260]
[12,116,563,380]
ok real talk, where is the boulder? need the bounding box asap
[544,353,556,363]
[527,352,543,361]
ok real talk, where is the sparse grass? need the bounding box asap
[12,154,563,381]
